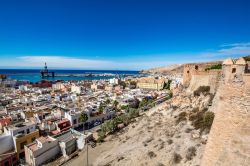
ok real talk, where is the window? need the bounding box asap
[27,129,30,134]
[20,141,27,149]
[232,68,236,73]
[73,119,77,124]
[18,130,25,135]
[187,70,190,73]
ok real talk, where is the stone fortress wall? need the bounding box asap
[200,57,250,166]
[182,61,222,94]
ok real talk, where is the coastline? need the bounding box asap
[0,69,140,83]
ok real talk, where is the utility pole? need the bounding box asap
[86,122,89,166]
[87,139,89,166]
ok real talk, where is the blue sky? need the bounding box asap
[0,0,250,70]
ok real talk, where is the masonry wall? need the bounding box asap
[243,74,250,86]
[34,146,60,166]
[183,62,222,87]
[201,82,250,166]
[187,71,221,94]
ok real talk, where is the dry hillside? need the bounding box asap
[140,64,184,75]
[66,89,215,166]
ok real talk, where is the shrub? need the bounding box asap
[176,112,187,124]
[208,94,215,106]
[203,111,215,130]
[120,105,129,111]
[190,111,205,130]
[205,64,222,71]
[173,153,182,164]
[128,108,139,119]
[189,110,215,133]
[120,114,130,126]
[167,139,173,145]
[97,131,106,142]
[193,86,210,96]
[185,128,192,133]
[156,163,165,166]
[147,151,157,158]
[186,146,196,160]
[139,97,153,108]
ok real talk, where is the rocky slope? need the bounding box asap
[92,90,214,166]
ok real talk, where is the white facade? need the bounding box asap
[52,83,65,91]
[109,78,119,85]
[4,122,37,137]
[71,85,81,94]
[0,134,14,154]
[65,110,84,128]
[19,85,28,91]
[25,136,60,166]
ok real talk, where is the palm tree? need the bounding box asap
[79,112,89,166]
[79,112,88,130]
[98,103,104,114]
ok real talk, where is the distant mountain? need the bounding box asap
[141,60,225,75]
[140,64,184,75]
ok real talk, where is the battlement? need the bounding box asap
[222,57,249,84]
[183,62,222,87]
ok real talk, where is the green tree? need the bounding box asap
[113,100,119,108]
[130,81,137,86]
[105,99,111,105]
[98,103,105,113]
[79,112,88,132]
[119,81,127,88]
[79,112,88,123]
[163,80,172,90]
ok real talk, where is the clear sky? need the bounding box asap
[0,0,250,70]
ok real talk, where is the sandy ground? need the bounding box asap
[63,103,168,166]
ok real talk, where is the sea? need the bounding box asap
[0,69,139,83]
